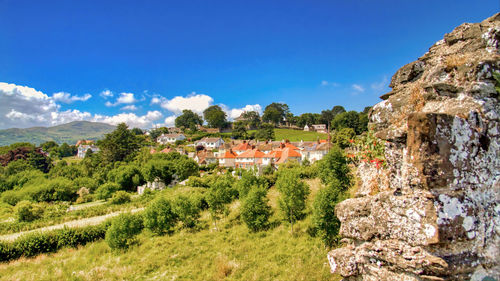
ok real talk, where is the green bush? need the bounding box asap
[317,147,351,189]
[276,169,310,232]
[143,197,177,235]
[14,200,44,222]
[110,191,131,205]
[1,190,24,206]
[241,187,272,232]
[95,182,120,200]
[312,181,345,247]
[206,175,235,227]
[108,165,144,191]
[105,213,143,249]
[172,194,201,228]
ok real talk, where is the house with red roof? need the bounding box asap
[218,149,237,167]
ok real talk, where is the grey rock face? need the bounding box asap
[329,13,500,280]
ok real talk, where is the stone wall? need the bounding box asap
[328,13,499,280]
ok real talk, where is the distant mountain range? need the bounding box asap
[0,121,116,146]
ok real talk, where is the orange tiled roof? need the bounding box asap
[233,142,252,151]
[236,149,265,158]
[219,150,236,159]
[160,147,172,153]
[276,147,301,164]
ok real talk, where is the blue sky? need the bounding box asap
[0,0,498,129]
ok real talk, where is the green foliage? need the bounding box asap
[255,123,275,141]
[206,175,235,226]
[108,165,144,191]
[317,147,351,190]
[232,121,248,139]
[25,177,77,202]
[331,127,356,149]
[172,194,202,228]
[493,71,500,94]
[149,127,169,141]
[0,223,108,262]
[105,213,143,249]
[110,191,131,205]
[142,159,174,184]
[276,169,310,232]
[203,105,227,129]
[173,157,199,181]
[14,200,44,222]
[95,182,120,200]
[4,159,34,176]
[312,181,345,247]
[49,161,82,180]
[332,111,367,135]
[186,176,210,188]
[143,197,178,235]
[241,186,272,232]
[73,177,98,193]
[262,103,289,125]
[235,170,264,199]
[175,109,203,130]
[241,111,261,129]
[99,123,140,163]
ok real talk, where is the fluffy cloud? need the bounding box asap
[321,80,339,87]
[221,104,262,120]
[105,92,138,106]
[52,92,92,103]
[159,92,214,114]
[352,84,365,92]
[371,76,389,91]
[121,105,138,111]
[100,90,113,98]
[0,82,162,129]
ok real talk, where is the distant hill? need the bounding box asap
[0,121,116,146]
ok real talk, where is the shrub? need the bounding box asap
[105,213,143,249]
[95,182,120,200]
[206,175,235,228]
[234,170,261,199]
[172,194,201,228]
[186,176,209,188]
[108,165,144,191]
[241,186,272,232]
[276,169,310,232]
[317,147,351,189]
[14,200,44,222]
[143,197,177,235]
[142,159,174,184]
[73,177,99,193]
[1,190,24,206]
[312,181,346,247]
[110,191,131,205]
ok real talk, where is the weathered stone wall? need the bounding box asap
[328,14,499,280]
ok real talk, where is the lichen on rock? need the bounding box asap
[328,13,500,280]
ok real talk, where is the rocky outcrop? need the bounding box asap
[328,14,500,280]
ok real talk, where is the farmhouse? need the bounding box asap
[157,133,186,144]
[195,137,225,149]
[77,144,99,158]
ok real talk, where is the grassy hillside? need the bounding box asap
[0,121,116,146]
[274,128,328,142]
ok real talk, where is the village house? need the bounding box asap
[235,149,266,169]
[195,149,218,165]
[157,133,186,144]
[312,124,328,133]
[218,149,237,167]
[77,144,99,158]
[195,137,225,150]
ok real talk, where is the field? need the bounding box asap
[274,128,328,142]
[0,179,341,281]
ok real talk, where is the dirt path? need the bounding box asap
[0,208,144,242]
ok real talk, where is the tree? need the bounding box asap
[235,170,262,199]
[241,111,261,129]
[232,121,247,139]
[149,127,169,141]
[332,111,362,134]
[173,157,199,181]
[241,186,272,232]
[57,143,75,158]
[319,110,334,126]
[95,182,120,200]
[297,113,320,128]
[143,197,177,235]
[255,123,275,141]
[131,128,144,135]
[262,103,289,125]
[110,191,131,204]
[276,169,310,232]
[142,159,174,184]
[203,105,227,129]
[172,194,202,228]
[317,147,351,189]
[331,105,346,118]
[105,213,143,249]
[14,200,44,222]
[312,181,345,247]
[331,128,356,149]
[99,123,140,163]
[206,175,234,229]
[175,110,203,130]
[108,165,144,191]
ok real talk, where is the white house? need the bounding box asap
[304,124,310,131]
[157,133,186,144]
[195,137,225,149]
[311,124,327,133]
[77,145,100,158]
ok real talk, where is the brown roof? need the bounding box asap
[236,149,266,158]
[233,142,253,151]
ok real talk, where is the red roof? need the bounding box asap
[285,143,299,150]
[219,150,236,159]
[233,142,252,151]
[237,149,266,158]
[276,147,302,164]
[160,147,172,153]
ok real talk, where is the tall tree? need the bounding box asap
[99,123,140,163]
[331,105,346,118]
[149,127,169,141]
[255,123,275,140]
[175,110,203,130]
[232,121,248,139]
[241,111,261,129]
[203,105,227,129]
[276,169,310,232]
[262,103,289,125]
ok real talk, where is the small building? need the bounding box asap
[311,124,327,133]
[157,133,186,144]
[235,149,266,169]
[77,144,99,158]
[195,137,225,150]
[218,150,237,167]
[304,124,310,131]
[232,141,253,155]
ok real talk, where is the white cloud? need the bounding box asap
[105,92,138,106]
[151,97,162,105]
[0,82,162,129]
[371,76,389,91]
[159,92,213,114]
[321,80,339,87]
[121,105,138,111]
[163,116,176,127]
[52,92,92,103]
[100,90,113,98]
[352,84,365,92]
[221,104,262,120]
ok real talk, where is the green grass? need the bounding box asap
[0,179,340,281]
[274,128,327,142]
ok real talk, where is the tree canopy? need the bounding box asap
[262,103,289,125]
[175,110,203,130]
[203,105,227,129]
[99,123,140,163]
